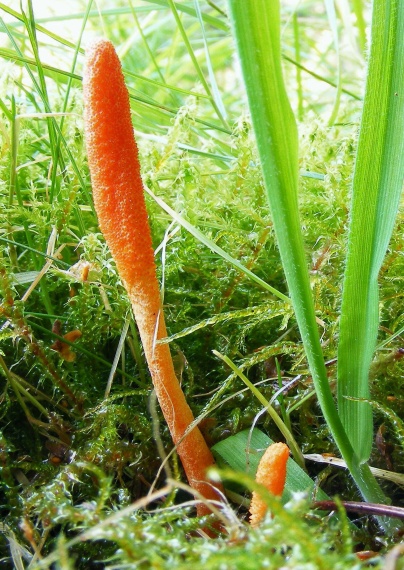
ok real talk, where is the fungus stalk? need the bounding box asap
[83,39,222,516]
[249,442,289,527]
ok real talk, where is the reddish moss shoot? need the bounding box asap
[249,442,289,527]
[83,39,222,516]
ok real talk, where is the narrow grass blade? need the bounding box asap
[193,0,227,121]
[337,0,404,462]
[323,0,342,125]
[292,13,303,121]
[145,185,290,303]
[351,0,367,52]
[158,302,287,344]
[213,350,305,469]
[166,0,229,129]
[136,0,229,31]
[283,53,361,101]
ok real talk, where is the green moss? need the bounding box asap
[1,1,404,567]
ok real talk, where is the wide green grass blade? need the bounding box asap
[212,428,329,503]
[227,1,396,524]
[337,0,404,463]
[226,0,348,462]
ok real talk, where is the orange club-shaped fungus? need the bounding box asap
[83,39,222,516]
[249,442,289,527]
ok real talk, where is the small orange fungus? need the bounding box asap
[51,320,82,362]
[249,442,289,527]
